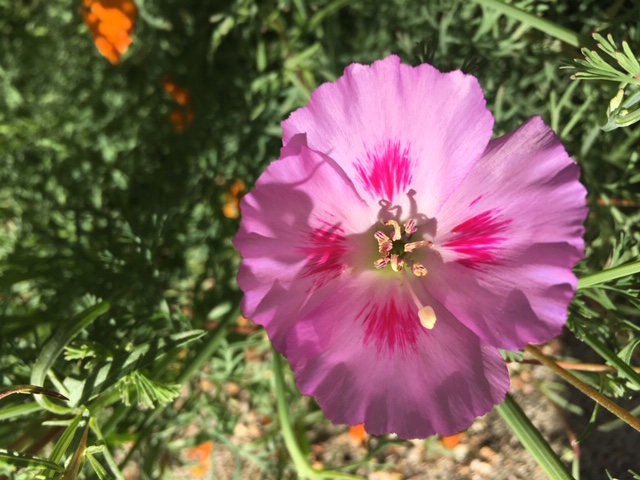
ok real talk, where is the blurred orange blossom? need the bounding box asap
[80,0,137,64]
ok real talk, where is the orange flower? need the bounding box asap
[168,108,195,132]
[80,0,137,64]
[162,77,191,106]
[440,432,465,449]
[183,440,213,477]
[162,76,195,132]
[222,179,246,219]
[348,423,367,443]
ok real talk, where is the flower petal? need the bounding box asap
[282,55,494,216]
[428,116,587,350]
[234,139,375,348]
[282,276,509,438]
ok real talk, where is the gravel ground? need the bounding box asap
[156,337,640,479]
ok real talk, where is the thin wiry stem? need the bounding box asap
[513,359,640,374]
[525,344,640,433]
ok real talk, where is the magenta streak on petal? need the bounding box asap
[358,297,420,357]
[469,195,483,207]
[355,141,413,202]
[443,210,512,269]
[298,221,348,290]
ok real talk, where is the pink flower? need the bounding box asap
[234,55,587,438]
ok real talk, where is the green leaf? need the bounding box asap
[581,331,640,391]
[472,0,580,47]
[118,321,233,468]
[618,337,640,364]
[0,448,65,473]
[308,0,352,31]
[60,416,89,480]
[30,302,110,413]
[0,401,42,421]
[86,452,112,480]
[49,409,90,465]
[118,372,181,410]
[0,385,68,401]
[88,418,124,479]
[72,330,204,406]
[538,382,583,416]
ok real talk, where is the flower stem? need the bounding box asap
[495,394,574,479]
[525,344,640,433]
[272,349,366,480]
[472,0,580,47]
[577,259,640,289]
[272,349,316,479]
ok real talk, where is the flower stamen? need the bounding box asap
[383,219,402,241]
[412,262,428,277]
[404,240,433,253]
[375,231,393,253]
[403,218,417,234]
[390,254,403,272]
[373,218,432,276]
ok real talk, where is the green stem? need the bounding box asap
[525,344,640,433]
[495,394,574,479]
[472,0,580,47]
[272,350,316,479]
[578,259,640,289]
[272,350,364,480]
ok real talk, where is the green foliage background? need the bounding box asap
[1,0,640,478]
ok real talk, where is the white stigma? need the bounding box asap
[404,275,437,330]
[418,306,437,330]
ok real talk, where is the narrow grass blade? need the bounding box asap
[0,448,65,473]
[472,0,580,47]
[31,302,110,413]
[0,401,42,421]
[580,331,640,390]
[49,409,90,464]
[86,451,112,480]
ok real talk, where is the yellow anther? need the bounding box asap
[383,220,402,241]
[373,258,389,269]
[404,240,433,253]
[390,254,403,272]
[404,218,417,234]
[411,263,428,277]
[375,231,393,253]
